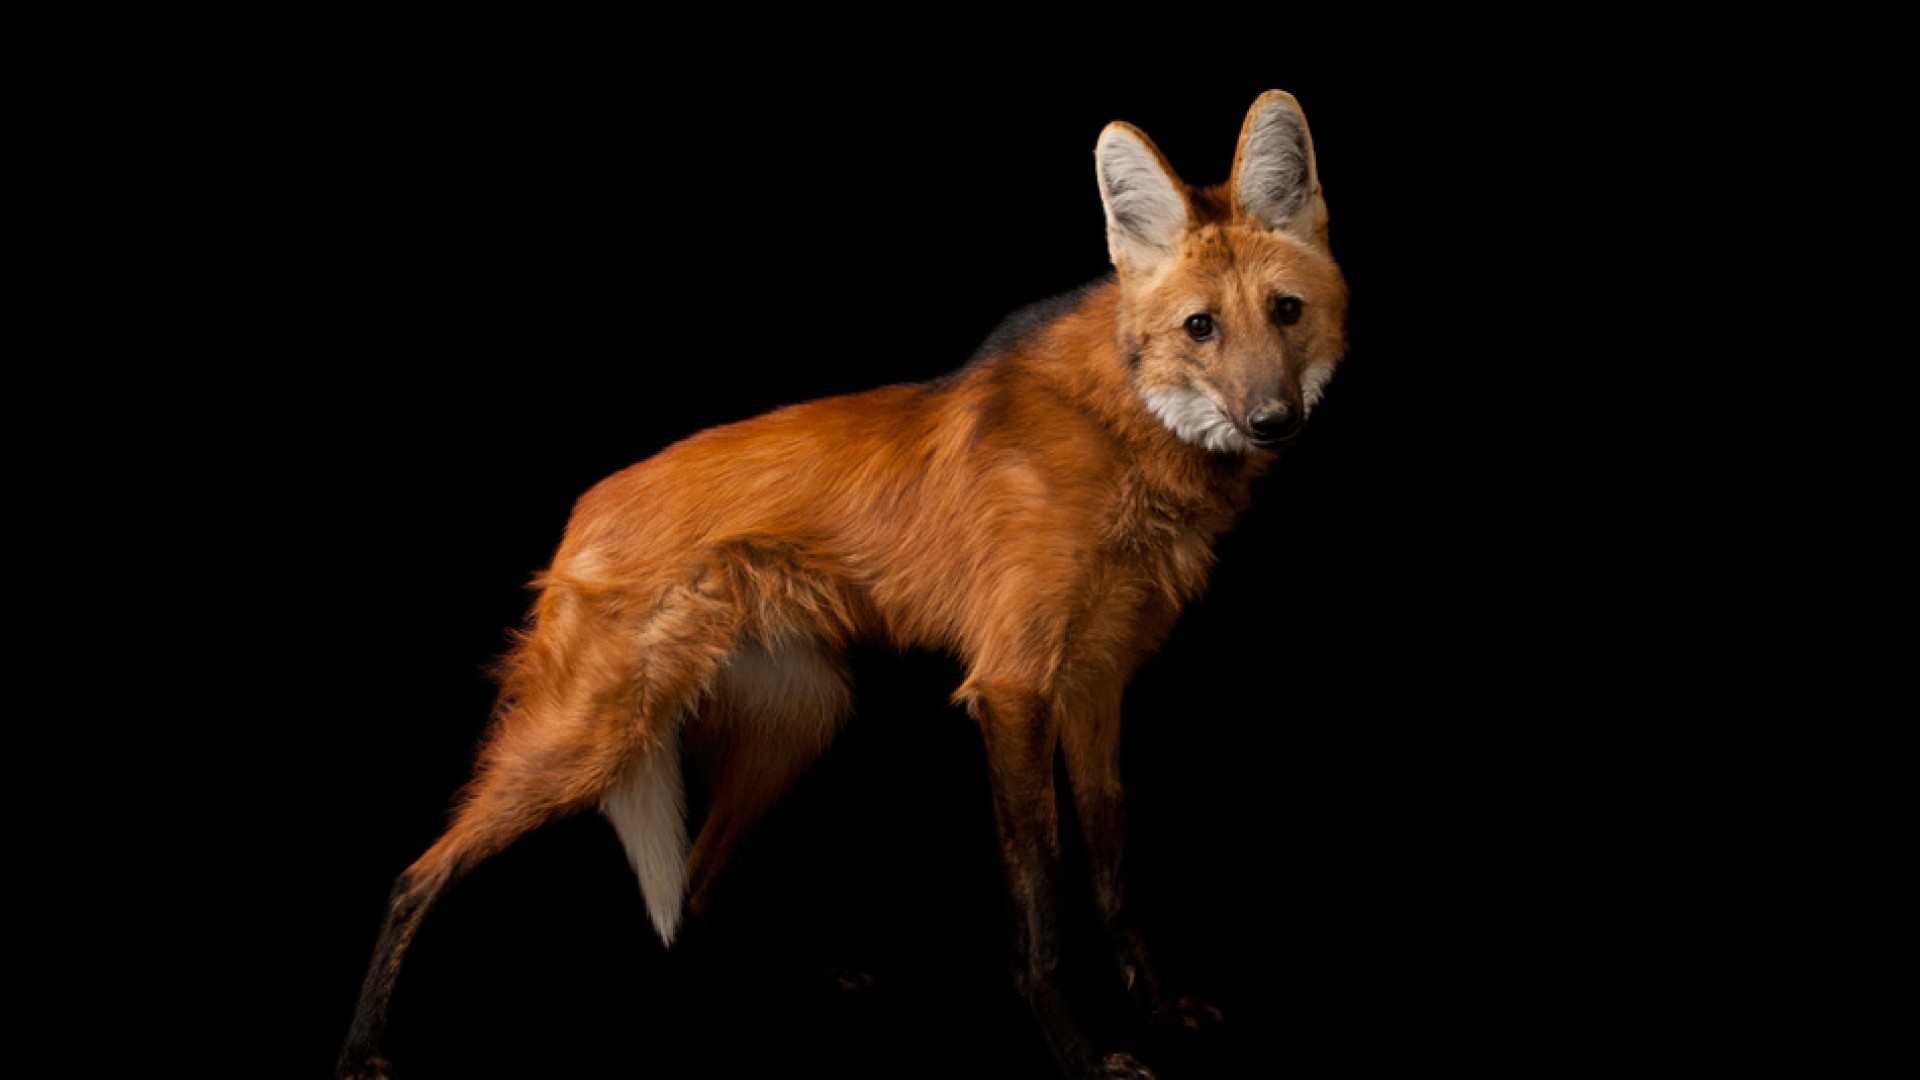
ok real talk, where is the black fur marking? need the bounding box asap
[966,365,1013,451]
[967,274,1116,365]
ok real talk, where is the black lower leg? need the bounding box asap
[1077,783,1219,1034]
[977,690,1147,1078]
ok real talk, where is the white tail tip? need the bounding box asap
[601,726,689,945]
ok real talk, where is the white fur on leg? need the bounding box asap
[602,720,689,945]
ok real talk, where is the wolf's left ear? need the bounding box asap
[1230,90,1324,241]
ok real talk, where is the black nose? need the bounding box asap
[1247,403,1299,443]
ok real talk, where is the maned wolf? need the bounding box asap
[340,89,1348,1080]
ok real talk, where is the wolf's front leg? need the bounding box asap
[1062,696,1223,1035]
[974,685,1155,1079]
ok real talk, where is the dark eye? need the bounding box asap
[1184,314,1216,342]
[1272,296,1303,326]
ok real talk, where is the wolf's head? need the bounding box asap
[1098,91,1349,453]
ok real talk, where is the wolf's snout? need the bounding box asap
[1246,401,1300,444]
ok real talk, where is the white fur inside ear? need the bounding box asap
[1237,100,1313,231]
[1097,127,1189,268]
[1143,384,1255,453]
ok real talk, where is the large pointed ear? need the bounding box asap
[1230,90,1323,239]
[1095,122,1193,273]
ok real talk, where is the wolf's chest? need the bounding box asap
[1099,477,1228,606]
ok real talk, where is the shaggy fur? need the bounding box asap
[339,90,1348,1080]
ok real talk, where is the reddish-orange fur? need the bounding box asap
[341,90,1347,1080]
[468,281,1261,909]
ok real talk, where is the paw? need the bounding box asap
[1152,994,1224,1033]
[820,966,877,993]
[336,1056,393,1080]
[1096,1051,1156,1079]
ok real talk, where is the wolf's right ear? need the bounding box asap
[1230,90,1323,241]
[1096,123,1192,274]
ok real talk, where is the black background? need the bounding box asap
[173,36,1736,1080]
